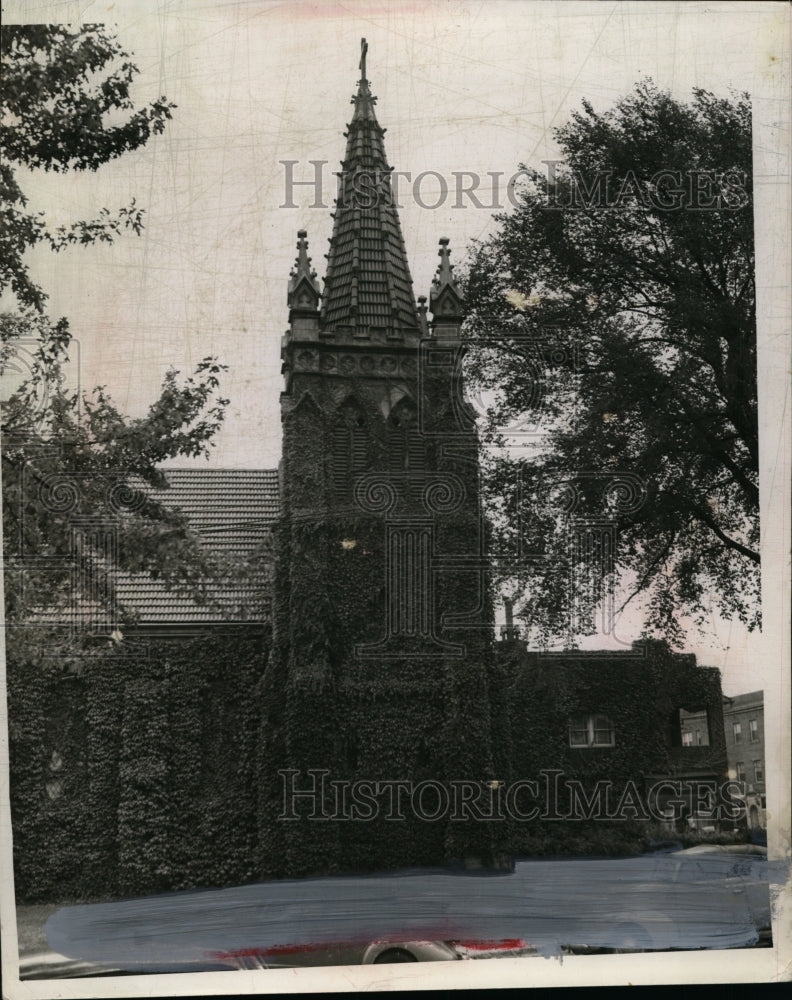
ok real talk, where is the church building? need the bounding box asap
[9,41,735,903]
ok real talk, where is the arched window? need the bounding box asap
[386,397,425,474]
[332,398,368,500]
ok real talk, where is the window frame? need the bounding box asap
[568,714,615,749]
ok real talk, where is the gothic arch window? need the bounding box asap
[332,398,368,500]
[386,397,425,474]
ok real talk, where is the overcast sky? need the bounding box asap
[4,0,789,695]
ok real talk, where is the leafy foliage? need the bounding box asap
[9,630,268,902]
[464,81,758,645]
[1,311,230,629]
[1,24,175,312]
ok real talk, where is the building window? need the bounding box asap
[677,709,710,747]
[753,760,764,783]
[733,722,742,744]
[568,714,615,748]
[749,719,759,742]
[735,761,745,782]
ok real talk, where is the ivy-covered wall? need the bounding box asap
[10,626,732,902]
[8,628,269,902]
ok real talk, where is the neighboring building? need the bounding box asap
[680,707,712,748]
[723,690,766,830]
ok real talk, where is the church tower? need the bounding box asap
[258,41,500,877]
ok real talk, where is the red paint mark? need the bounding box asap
[209,937,527,962]
[211,944,328,960]
[452,938,527,951]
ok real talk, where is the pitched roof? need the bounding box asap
[320,42,420,337]
[116,469,279,626]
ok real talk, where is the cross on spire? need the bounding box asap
[359,37,368,80]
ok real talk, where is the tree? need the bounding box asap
[463,81,758,646]
[1,312,231,635]
[0,25,242,640]
[1,24,175,313]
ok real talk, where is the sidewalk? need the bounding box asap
[14,903,63,956]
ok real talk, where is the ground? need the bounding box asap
[13,903,61,956]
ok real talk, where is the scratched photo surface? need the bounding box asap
[1,1,789,996]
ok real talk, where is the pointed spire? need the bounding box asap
[288,229,321,312]
[321,40,420,339]
[429,238,464,322]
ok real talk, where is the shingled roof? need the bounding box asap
[320,40,420,337]
[116,469,279,629]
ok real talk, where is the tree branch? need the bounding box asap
[689,502,759,563]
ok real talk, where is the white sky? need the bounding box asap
[3,0,790,696]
